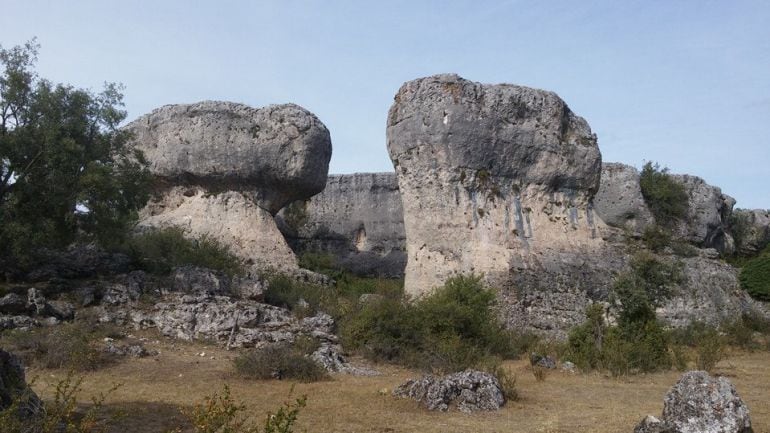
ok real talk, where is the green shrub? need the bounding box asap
[340,274,522,373]
[566,304,606,371]
[639,162,689,226]
[178,385,306,433]
[739,248,770,301]
[123,227,244,276]
[693,326,725,372]
[298,252,341,278]
[642,224,672,252]
[233,344,327,382]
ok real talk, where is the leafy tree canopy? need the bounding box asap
[0,39,151,269]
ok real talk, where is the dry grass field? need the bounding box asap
[25,332,770,433]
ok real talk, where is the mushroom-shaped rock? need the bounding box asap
[126,101,331,215]
[127,101,332,273]
[387,74,604,296]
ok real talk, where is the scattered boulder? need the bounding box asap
[387,73,604,296]
[0,315,39,331]
[634,371,753,433]
[529,353,557,369]
[278,173,407,278]
[26,288,47,316]
[310,343,379,376]
[594,162,654,232]
[393,369,505,412]
[46,300,75,321]
[127,101,332,274]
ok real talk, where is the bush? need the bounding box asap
[739,247,770,301]
[178,385,306,433]
[639,162,689,227]
[233,344,327,382]
[340,274,523,373]
[642,224,672,253]
[123,227,244,276]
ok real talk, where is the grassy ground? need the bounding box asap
[25,333,770,433]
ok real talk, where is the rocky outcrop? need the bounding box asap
[127,101,332,274]
[732,209,770,255]
[278,173,407,277]
[387,73,604,296]
[672,174,736,254]
[635,371,753,433]
[594,163,654,233]
[393,370,505,412]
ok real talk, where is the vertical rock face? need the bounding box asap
[731,209,770,256]
[126,101,332,273]
[277,173,407,277]
[386,73,604,295]
[594,163,654,233]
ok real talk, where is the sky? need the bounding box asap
[1,0,768,208]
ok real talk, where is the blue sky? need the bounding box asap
[1,0,768,208]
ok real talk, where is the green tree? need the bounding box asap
[0,39,150,269]
[639,161,689,227]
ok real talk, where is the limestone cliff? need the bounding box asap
[277,173,407,277]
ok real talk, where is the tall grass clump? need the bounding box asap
[233,342,327,382]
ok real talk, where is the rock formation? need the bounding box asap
[277,173,407,277]
[634,371,753,433]
[0,349,41,420]
[731,209,770,255]
[126,101,332,273]
[387,73,604,296]
[594,163,654,233]
[393,370,505,412]
[672,174,736,254]
[595,163,737,253]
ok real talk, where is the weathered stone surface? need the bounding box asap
[657,256,764,328]
[636,371,753,433]
[126,101,332,214]
[0,315,39,330]
[594,163,654,232]
[387,73,604,296]
[172,266,231,297]
[732,209,770,255]
[310,343,379,376]
[138,187,300,273]
[393,369,505,412]
[672,174,736,254]
[278,173,407,277]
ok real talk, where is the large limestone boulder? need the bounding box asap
[594,163,654,232]
[126,101,331,214]
[277,173,407,277]
[634,371,753,433]
[387,73,604,296]
[0,349,41,420]
[127,101,332,273]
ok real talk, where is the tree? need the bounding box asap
[0,39,151,269]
